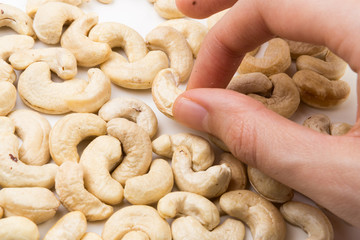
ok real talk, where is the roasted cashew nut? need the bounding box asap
[284,39,328,60]
[220,190,287,240]
[151,0,185,19]
[99,97,158,138]
[55,161,113,221]
[26,0,88,18]
[8,109,51,165]
[0,187,60,224]
[43,211,87,240]
[0,3,35,37]
[219,152,247,191]
[33,2,83,44]
[49,113,107,165]
[80,135,123,205]
[146,26,194,82]
[303,113,353,136]
[107,118,152,185]
[293,69,351,108]
[61,13,112,67]
[330,122,353,136]
[81,232,103,240]
[124,158,174,205]
[102,205,172,240]
[280,201,334,240]
[0,216,39,240]
[0,81,16,116]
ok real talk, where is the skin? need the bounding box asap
[173,0,360,228]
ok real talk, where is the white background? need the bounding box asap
[1,0,360,239]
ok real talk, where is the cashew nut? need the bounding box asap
[81,232,103,240]
[124,159,174,205]
[0,116,58,188]
[172,146,231,198]
[49,113,107,165]
[293,69,351,108]
[151,0,185,19]
[0,206,2,218]
[80,135,123,205]
[55,161,113,221]
[208,134,230,152]
[33,2,83,44]
[122,231,149,240]
[220,190,287,240]
[284,39,328,60]
[0,216,39,240]
[157,191,220,230]
[0,187,60,224]
[296,51,347,80]
[238,38,291,76]
[219,152,247,191]
[102,205,172,240]
[146,26,194,82]
[0,3,35,37]
[43,211,87,240]
[152,68,183,118]
[280,201,334,240]
[61,13,112,67]
[207,9,229,29]
[248,166,294,203]
[98,97,158,138]
[158,19,208,58]
[171,216,246,240]
[9,47,78,80]
[107,118,152,185]
[330,122,352,136]
[303,113,353,136]
[0,81,16,116]
[26,0,88,18]
[17,62,88,114]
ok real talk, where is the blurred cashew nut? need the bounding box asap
[151,0,185,19]
[284,39,328,60]
[0,216,39,240]
[0,3,35,36]
[26,0,88,18]
[0,81,16,116]
[81,232,103,240]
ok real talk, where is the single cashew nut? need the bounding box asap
[172,146,231,198]
[152,68,183,118]
[107,118,152,185]
[207,9,229,29]
[43,211,87,240]
[0,206,2,218]
[0,216,39,240]
[9,47,78,80]
[303,114,331,134]
[284,39,328,60]
[50,113,107,165]
[208,134,230,152]
[61,13,112,67]
[122,231,149,240]
[220,190,287,240]
[81,232,103,240]
[80,135,123,205]
[330,122,353,136]
[56,161,113,221]
[152,132,215,171]
[0,187,60,224]
[17,62,88,114]
[219,152,247,191]
[293,69,350,108]
[27,0,88,18]
[99,97,158,138]
[0,81,16,116]
[151,0,185,19]
[280,201,334,240]
[124,158,174,205]
[238,38,291,76]
[146,26,194,82]
[0,3,35,37]
[102,205,172,240]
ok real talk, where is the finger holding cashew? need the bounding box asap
[27,0,88,18]
[284,39,328,59]
[0,3,35,37]
[102,205,172,240]
[50,113,107,165]
[80,135,123,205]
[0,81,16,116]
[151,0,185,19]
[0,216,39,240]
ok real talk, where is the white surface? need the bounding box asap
[1,0,360,239]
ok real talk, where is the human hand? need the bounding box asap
[173,0,360,227]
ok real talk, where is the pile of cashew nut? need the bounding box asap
[0,0,353,239]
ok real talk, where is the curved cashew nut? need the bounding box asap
[220,190,287,240]
[102,205,171,240]
[80,135,123,205]
[99,97,158,138]
[0,187,60,224]
[151,0,185,19]
[219,152,247,191]
[152,68,183,118]
[152,132,215,172]
[0,4,35,37]
[172,146,231,198]
[303,113,353,136]
[0,216,39,240]
[207,9,229,29]
[248,166,294,203]
[293,69,350,108]
[33,2,83,44]
[107,118,152,185]
[124,158,174,205]
[238,38,291,76]
[280,201,334,240]
[55,161,113,221]
[146,26,194,82]
[0,81,16,116]
[61,13,112,67]
[27,0,88,18]
[9,47,77,80]
[50,113,107,165]
[159,19,208,58]
[122,231,149,240]
[284,39,328,59]
[43,211,87,240]
[157,191,220,230]
[81,232,103,240]
[0,117,58,188]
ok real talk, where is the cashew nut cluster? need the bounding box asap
[0,216,39,240]
[27,0,88,18]
[102,205,172,240]
[303,113,353,136]
[284,39,328,60]
[0,3,35,37]
[149,0,185,19]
